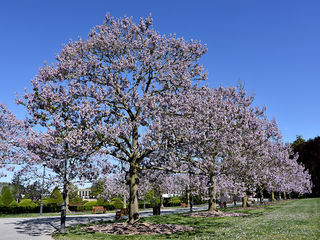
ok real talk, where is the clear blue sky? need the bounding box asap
[1,0,319,145]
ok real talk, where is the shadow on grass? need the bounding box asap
[52,214,234,240]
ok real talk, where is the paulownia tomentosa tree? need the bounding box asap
[20,14,207,224]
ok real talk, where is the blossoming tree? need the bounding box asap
[18,14,207,224]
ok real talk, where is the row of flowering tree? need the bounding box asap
[0,14,312,232]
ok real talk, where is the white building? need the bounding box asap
[78,188,92,199]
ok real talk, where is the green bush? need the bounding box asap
[70,197,82,204]
[103,201,115,211]
[0,198,63,214]
[97,198,104,206]
[9,200,18,207]
[150,198,160,207]
[172,197,181,206]
[76,205,85,211]
[139,201,152,209]
[84,201,98,210]
[8,200,19,214]
[43,204,60,213]
[68,204,85,212]
[19,199,37,208]
[193,195,205,205]
[111,198,123,209]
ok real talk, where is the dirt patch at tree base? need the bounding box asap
[186,211,248,218]
[83,222,194,235]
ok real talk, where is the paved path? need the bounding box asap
[0,206,208,240]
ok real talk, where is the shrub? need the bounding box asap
[97,198,104,206]
[172,197,181,206]
[103,201,115,211]
[19,199,37,208]
[68,203,85,212]
[111,198,123,209]
[43,204,60,213]
[139,201,152,209]
[76,205,85,211]
[150,198,160,207]
[9,200,18,207]
[193,195,205,205]
[8,200,19,214]
[84,201,98,210]
[15,199,38,213]
[69,197,82,204]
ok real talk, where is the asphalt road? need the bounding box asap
[0,206,208,240]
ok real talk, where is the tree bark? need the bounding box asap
[259,185,264,204]
[271,191,275,202]
[242,192,248,208]
[66,186,71,213]
[278,192,282,200]
[186,187,190,207]
[60,159,68,233]
[128,161,139,224]
[160,193,164,208]
[208,174,217,211]
[123,194,127,209]
[284,192,287,200]
[127,122,140,224]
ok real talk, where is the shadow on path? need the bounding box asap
[8,215,115,238]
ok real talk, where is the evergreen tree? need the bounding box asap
[90,179,105,198]
[293,136,320,197]
[1,186,14,206]
[47,187,63,205]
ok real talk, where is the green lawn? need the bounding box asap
[53,198,320,240]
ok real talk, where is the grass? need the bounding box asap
[53,198,320,240]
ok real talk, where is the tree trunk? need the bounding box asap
[40,164,46,216]
[278,192,282,200]
[128,161,139,224]
[60,159,68,233]
[186,187,190,207]
[271,191,275,202]
[242,192,248,208]
[208,174,217,211]
[283,192,287,200]
[233,195,237,206]
[123,194,127,209]
[259,185,264,204]
[160,193,164,208]
[66,189,71,213]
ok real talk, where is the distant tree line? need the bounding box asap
[292,135,320,197]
